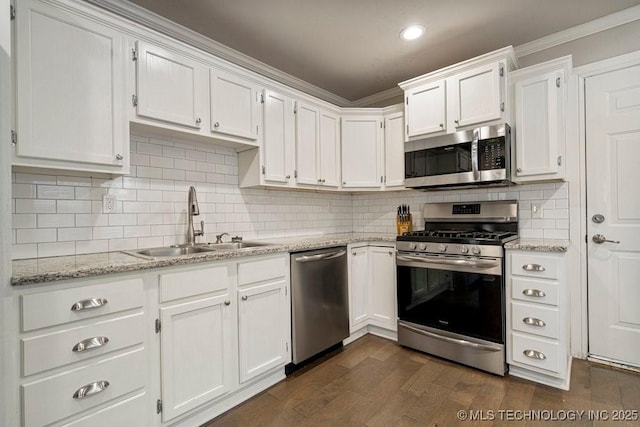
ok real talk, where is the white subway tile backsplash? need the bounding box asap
[38,214,75,228]
[57,227,92,242]
[76,214,109,227]
[15,173,56,185]
[108,238,138,251]
[16,199,56,214]
[137,166,163,179]
[57,200,92,214]
[75,187,107,200]
[76,239,109,255]
[37,185,75,200]
[13,214,36,229]
[57,176,92,187]
[93,226,124,240]
[12,183,36,199]
[38,242,76,257]
[149,155,174,168]
[13,244,38,259]
[17,228,57,244]
[108,214,138,226]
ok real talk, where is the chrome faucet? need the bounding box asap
[187,186,204,245]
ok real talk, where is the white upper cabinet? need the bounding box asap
[341,114,383,188]
[210,70,260,141]
[449,62,503,129]
[13,0,128,174]
[319,110,341,188]
[135,41,208,129]
[295,102,320,186]
[262,90,295,184]
[399,47,516,141]
[383,110,405,188]
[510,57,571,182]
[405,79,446,138]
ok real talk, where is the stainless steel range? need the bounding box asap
[396,200,518,376]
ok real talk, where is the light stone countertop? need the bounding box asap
[504,238,570,252]
[11,233,396,286]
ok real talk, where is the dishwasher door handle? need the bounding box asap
[294,250,346,263]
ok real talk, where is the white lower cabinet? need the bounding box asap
[348,243,397,337]
[506,249,570,390]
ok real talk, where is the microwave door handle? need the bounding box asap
[471,128,480,181]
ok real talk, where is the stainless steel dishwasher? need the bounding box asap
[290,246,349,364]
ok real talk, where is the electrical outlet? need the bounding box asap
[103,194,116,213]
[532,203,543,219]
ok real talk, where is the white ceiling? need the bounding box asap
[125,0,640,102]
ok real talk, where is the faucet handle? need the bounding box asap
[231,236,243,242]
[215,232,229,244]
[195,220,204,237]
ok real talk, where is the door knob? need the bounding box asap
[592,234,620,244]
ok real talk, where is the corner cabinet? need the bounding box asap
[506,249,570,390]
[400,46,517,141]
[383,108,406,189]
[341,113,384,188]
[13,0,129,174]
[510,56,572,182]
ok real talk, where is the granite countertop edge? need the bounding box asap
[11,233,397,286]
[504,238,570,252]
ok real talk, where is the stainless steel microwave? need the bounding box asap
[404,124,511,189]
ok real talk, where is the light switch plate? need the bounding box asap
[103,194,116,213]
[532,203,543,219]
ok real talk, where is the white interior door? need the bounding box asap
[586,63,640,367]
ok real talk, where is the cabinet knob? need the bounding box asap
[454,119,459,125]
[241,295,248,301]
[115,154,123,161]
[224,300,231,306]
[342,181,346,185]
[321,179,325,183]
[388,251,393,255]
[286,175,291,179]
[214,121,220,128]
[439,123,444,128]
[196,117,202,125]
[516,167,522,173]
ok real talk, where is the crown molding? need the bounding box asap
[86,0,353,107]
[514,5,640,58]
[350,86,403,107]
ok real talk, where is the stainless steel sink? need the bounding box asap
[135,245,217,257]
[196,241,271,250]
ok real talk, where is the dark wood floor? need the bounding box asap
[205,335,640,426]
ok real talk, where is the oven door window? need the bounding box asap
[405,142,472,178]
[397,265,503,343]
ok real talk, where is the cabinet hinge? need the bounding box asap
[285,342,289,352]
[499,66,504,77]
[11,130,17,147]
[10,4,15,20]
[256,125,259,135]
[406,124,409,134]
[156,399,163,414]
[384,176,387,184]
[132,94,138,107]
[261,165,265,175]
[293,102,297,114]
[155,318,161,334]
[260,93,265,104]
[500,102,504,112]
[406,97,409,105]
[557,156,562,166]
[380,176,383,184]
[556,77,561,88]
[585,234,588,244]
[293,170,297,178]
[131,47,138,61]
[380,121,383,129]
[285,287,288,296]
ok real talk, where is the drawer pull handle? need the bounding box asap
[523,349,546,360]
[72,336,110,353]
[522,288,546,298]
[523,317,546,327]
[71,298,108,312]
[72,380,110,399]
[522,263,545,272]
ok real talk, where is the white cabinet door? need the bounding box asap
[160,294,234,421]
[384,111,405,188]
[14,0,127,173]
[263,90,295,184]
[319,110,341,188]
[341,116,383,188]
[136,41,207,129]
[348,246,369,332]
[368,246,397,331]
[405,79,446,137]
[295,102,320,186]
[449,62,503,129]
[210,70,260,141]
[238,280,288,383]
[512,68,565,181]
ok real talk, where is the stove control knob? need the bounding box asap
[439,244,447,252]
[418,243,427,251]
[409,243,417,250]
[460,246,469,254]
[472,247,481,255]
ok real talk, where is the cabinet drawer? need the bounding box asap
[160,264,230,302]
[511,301,559,339]
[510,332,560,374]
[510,253,560,279]
[238,255,286,285]
[22,313,144,376]
[21,278,143,332]
[511,277,559,306]
[63,392,146,427]
[22,349,145,427]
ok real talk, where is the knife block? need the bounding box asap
[396,214,413,235]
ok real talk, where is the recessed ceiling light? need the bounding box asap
[400,25,425,41]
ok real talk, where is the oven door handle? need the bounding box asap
[396,254,499,269]
[400,322,502,352]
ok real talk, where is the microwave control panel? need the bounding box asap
[478,138,506,170]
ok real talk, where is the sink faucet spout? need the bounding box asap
[187,186,203,245]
